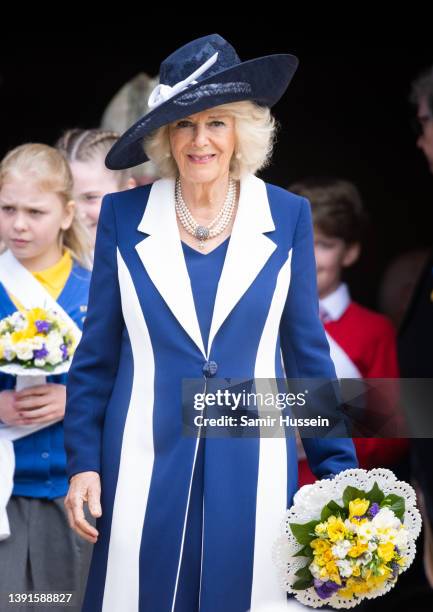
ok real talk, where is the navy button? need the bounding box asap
[41,452,49,459]
[45,480,52,486]
[203,360,218,377]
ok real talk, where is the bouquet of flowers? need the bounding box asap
[0,307,78,381]
[273,468,422,609]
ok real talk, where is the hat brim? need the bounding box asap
[105,53,299,170]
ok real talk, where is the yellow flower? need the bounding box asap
[348,539,368,558]
[377,542,395,563]
[0,343,4,360]
[377,564,392,578]
[315,522,328,535]
[351,564,361,577]
[338,585,354,599]
[319,566,329,579]
[310,539,331,554]
[322,548,334,563]
[27,308,48,322]
[341,578,370,596]
[11,308,49,343]
[353,580,371,595]
[12,327,35,342]
[349,498,370,520]
[327,516,346,542]
[326,561,342,585]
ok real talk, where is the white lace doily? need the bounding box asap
[0,360,72,377]
[273,468,422,609]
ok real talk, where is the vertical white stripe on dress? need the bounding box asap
[250,250,293,609]
[102,250,156,612]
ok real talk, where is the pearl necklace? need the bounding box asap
[175,177,237,249]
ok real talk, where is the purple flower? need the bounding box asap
[35,320,51,334]
[368,503,380,518]
[33,345,49,359]
[60,343,68,360]
[314,578,341,599]
[390,560,400,579]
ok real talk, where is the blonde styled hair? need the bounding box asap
[55,128,132,187]
[0,143,92,269]
[143,101,277,180]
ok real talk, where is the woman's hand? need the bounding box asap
[64,471,102,543]
[14,383,66,424]
[0,390,29,425]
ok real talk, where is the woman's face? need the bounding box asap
[168,108,236,184]
[0,178,74,266]
[69,158,122,243]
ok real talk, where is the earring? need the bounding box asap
[235,152,242,160]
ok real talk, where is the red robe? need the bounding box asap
[299,294,409,485]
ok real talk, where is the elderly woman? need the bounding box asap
[64,34,358,612]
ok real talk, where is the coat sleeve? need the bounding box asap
[279,197,358,479]
[64,194,124,480]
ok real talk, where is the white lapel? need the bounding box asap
[135,178,206,357]
[135,174,276,359]
[206,174,276,355]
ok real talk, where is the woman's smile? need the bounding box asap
[187,154,217,164]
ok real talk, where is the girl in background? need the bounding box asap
[0,143,93,611]
[56,129,136,246]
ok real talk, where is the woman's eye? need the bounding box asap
[1,206,14,213]
[210,120,225,127]
[30,210,43,215]
[176,121,193,128]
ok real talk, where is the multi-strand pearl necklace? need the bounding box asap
[175,176,237,250]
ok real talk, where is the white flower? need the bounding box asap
[309,562,321,579]
[4,347,16,361]
[372,508,401,531]
[336,559,353,577]
[15,342,33,361]
[46,331,63,351]
[332,540,352,559]
[46,349,63,366]
[34,358,46,367]
[344,519,357,533]
[362,551,373,563]
[11,311,26,329]
[394,527,409,550]
[368,541,378,552]
[31,336,44,350]
[357,521,377,543]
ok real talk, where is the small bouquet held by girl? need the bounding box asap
[274,468,422,609]
[0,306,79,384]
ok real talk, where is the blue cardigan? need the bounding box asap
[0,262,90,499]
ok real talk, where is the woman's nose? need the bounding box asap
[192,124,209,147]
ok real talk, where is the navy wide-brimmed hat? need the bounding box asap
[105,34,299,170]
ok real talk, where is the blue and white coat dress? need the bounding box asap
[64,173,358,612]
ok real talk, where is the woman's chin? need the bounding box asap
[181,166,226,185]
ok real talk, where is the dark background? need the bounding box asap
[1,35,432,308]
